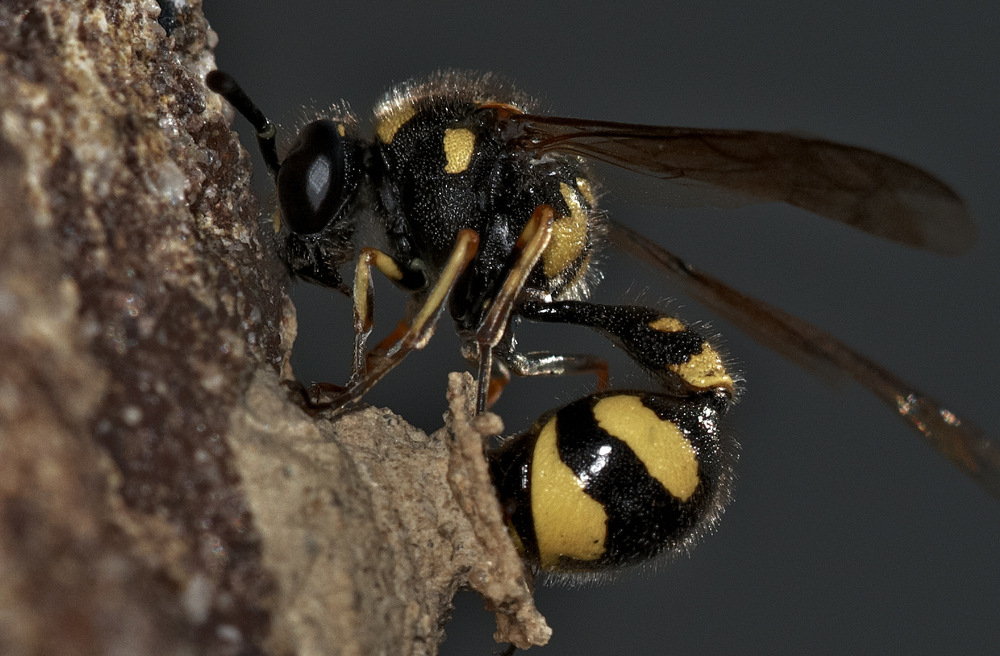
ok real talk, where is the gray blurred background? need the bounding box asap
[202,2,1000,654]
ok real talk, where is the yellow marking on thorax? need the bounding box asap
[532,417,607,569]
[669,345,735,394]
[442,127,476,174]
[375,105,416,143]
[649,316,686,333]
[336,123,347,137]
[592,395,700,501]
[542,182,590,279]
[575,177,596,206]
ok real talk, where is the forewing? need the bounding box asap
[511,114,974,255]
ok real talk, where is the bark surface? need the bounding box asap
[0,2,548,654]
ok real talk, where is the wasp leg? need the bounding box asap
[317,229,481,412]
[501,351,609,391]
[518,299,738,402]
[287,380,351,416]
[349,248,428,384]
[480,350,609,410]
[364,320,410,365]
[481,358,512,410]
[472,204,556,412]
[298,247,425,409]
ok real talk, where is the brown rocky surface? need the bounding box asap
[0,2,546,654]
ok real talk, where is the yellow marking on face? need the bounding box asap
[375,105,416,143]
[532,416,607,569]
[442,127,476,174]
[336,123,346,137]
[649,316,686,333]
[271,208,282,234]
[593,395,700,501]
[575,177,596,206]
[669,344,735,394]
[542,183,590,279]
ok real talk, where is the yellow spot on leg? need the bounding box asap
[532,418,607,569]
[649,316,686,333]
[592,396,700,501]
[669,345,735,394]
[442,127,476,174]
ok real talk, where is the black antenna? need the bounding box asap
[206,70,281,177]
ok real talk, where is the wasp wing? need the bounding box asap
[510,114,974,255]
[609,220,1000,498]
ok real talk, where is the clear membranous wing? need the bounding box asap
[508,114,975,254]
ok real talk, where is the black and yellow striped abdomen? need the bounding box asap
[489,390,734,576]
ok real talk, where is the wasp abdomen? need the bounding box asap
[489,391,734,577]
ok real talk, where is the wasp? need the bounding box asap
[206,68,998,581]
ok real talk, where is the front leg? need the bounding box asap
[349,246,428,384]
[316,229,480,412]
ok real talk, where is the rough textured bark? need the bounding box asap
[0,1,548,654]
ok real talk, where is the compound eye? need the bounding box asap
[277,119,360,235]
